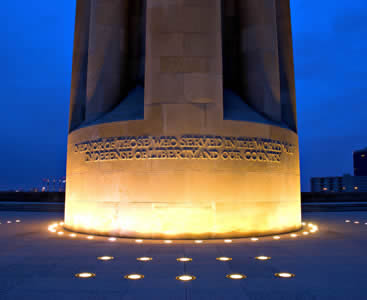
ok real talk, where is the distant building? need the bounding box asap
[354,148,367,176]
[311,175,367,192]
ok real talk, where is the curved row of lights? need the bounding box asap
[345,220,367,225]
[0,219,21,225]
[48,221,319,242]
[75,272,295,281]
[93,256,272,262]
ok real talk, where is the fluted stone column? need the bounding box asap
[276,0,297,131]
[69,0,91,132]
[238,0,281,122]
[145,0,223,133]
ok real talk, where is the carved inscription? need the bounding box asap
[74,135,296,163]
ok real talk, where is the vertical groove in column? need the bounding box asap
[238,0,281,122]
[85,0,130,123]
[69,0,91,133]
[276,0,297,132]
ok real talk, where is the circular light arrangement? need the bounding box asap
[97,256,114,261]
[176,275,196,282]
[135,239,143,243]
[275,272,295,279]
[124,274,144,280]
[75,272,96,279]
[177,257,192,262]
[224,239,232,243]
[108,237,116,242]
[216,257,232,262]
[137,257,153,262]
[273,236,280,240]
[255,256,271,261]
[226,273,247,280]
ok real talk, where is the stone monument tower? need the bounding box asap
[65,0,301,239]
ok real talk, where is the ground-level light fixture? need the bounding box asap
[251,238,259,241]
[275,272,295,278]
[195,240,203,244]
[273,236,280,240]
[58,232,64,236]
[255,256,271,261]
[75,272,95,279]
[354,221,360,224]
[176,275,196,282]
[216,257,232,261]
[345,220,351,223]
[164,240,172,244]
[108,237,116,242]
[226,273,247,280]
[303,232,309,235]
[97,256,114,261]
[135,239,143,243]
[290,234,298,238]
[224,239,232,243]
[124,274,144,280]
[137,257,153,262]
[177,257,192,262]
[69,233,77,238]
[16,220,21,223]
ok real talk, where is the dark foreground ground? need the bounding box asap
[0,211,366,300]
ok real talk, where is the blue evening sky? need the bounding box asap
[0,1,366,191]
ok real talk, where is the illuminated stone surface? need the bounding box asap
[65,0,301,238]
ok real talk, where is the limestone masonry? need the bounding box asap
[65,0,301,239]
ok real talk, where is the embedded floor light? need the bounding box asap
[290,234,298,238]
[59,222,64,226]
[58,232,64,236]
[15,220,21,223]
[87,236,94,240]
[7,221,11,224]
[302,222,306,226]
[273,236,280,240]
[108,237,117,242]
[195,240,203,244]
[345,220,351,223]
[124,274,144,280]
[255,256,271,261]
[176,275,196,282]
[216,257,232,262]
[251,238,259,241]
[354,221,360,224]
[97,256,114,261]
[164,240,172,244]
[75,272,95,278]
[177,257,192,262]
[137,257,153,262]
[69,233,77,238]
[226,273,246,280]
[275,272,295,278]
[135,239,143,243]
[224,239,232,243]
[303,232,309,235]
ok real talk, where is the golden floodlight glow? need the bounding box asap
[87,236,94,240]
[251,237,259,241]
[135,239,143,243]
[70,233,77,238]
[75,272,95,278]
[59,222,64,226]
[58,231,64,236]
[226,273,247,280]
[224,239,232,243]
[97,256,114,261]
[302,222,306,226]
[195,240,203,244]
[176,275,196,282]
[275,272,295,278]
[137,257,153,262]
[124,274,144,280]
[273,236,280,240]
[177,257,192,262]
[290,233,298,238]
[303,232,309,235]
[108,237,117,242]
[255,256,271,261]
[164,240,172,244]
[216,257,232,261]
